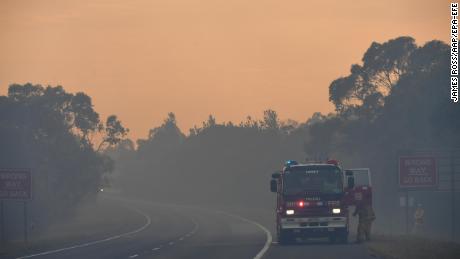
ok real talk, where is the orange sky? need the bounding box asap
[0,0,449,140]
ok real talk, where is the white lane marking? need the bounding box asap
[99,197,268,258]
[217,211,272,259]
[129,254,138,258]
[16,207,152,259]
[168,241,174,245]
[175,217,199,244]
[152,247,161,251]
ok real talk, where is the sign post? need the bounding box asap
[399,156,437,188]
[399,156,437,235]
[0,201,4,244]
[0,169,32,244]
[23,201,28,244]
[0,169,32,200]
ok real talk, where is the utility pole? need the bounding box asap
[1,201,4,244]
[405,190,409,234]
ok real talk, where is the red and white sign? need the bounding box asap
[399,156,437,188]
[0,169,32,200]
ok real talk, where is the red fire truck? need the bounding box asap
[270,160,371,244]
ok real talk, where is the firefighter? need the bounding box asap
[353,199,376,243]
[413,203,424,234]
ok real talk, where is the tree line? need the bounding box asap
[1,36,457,234]
[110,37,459,232]
[0,84,128,227]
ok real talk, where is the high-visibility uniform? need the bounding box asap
[413,207,424,234]
[354,204,376,242]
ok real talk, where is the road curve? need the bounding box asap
[10,196,376,259]
[11,196,269,259]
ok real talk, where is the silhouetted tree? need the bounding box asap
[329,36,416,118]
[112,37,457,237]
[202,115,217,129]
[97,115,129,152]
[137,112,185,157]
[261,109,280,130]
[0,83,124,223]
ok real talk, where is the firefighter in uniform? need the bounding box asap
[413,203,424,234]
[353,199,376,243]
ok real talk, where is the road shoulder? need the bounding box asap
[366,235,460,259]
[1,196,146,258]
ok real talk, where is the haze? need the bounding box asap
[1,1,458,258]
[0,0,449,139]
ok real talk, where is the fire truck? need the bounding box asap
[270,160,371,244]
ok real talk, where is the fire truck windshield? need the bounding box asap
[283,166,343,195]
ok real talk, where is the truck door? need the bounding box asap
[345,168,372,205]
[347,168,371,187]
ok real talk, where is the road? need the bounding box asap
[9,196,375,259]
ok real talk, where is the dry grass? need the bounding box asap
[0,198,143,257]
[367,235,460,259]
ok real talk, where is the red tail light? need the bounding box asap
[298,201,304,207]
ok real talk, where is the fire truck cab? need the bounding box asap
[270,160,371,244]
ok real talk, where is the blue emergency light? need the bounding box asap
[284,160,298,167]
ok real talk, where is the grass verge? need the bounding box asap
[0,196,144,257]
[367,234,460,259]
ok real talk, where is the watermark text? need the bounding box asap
[452,3,459,103]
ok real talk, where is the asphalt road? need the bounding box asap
[10,196,375,259]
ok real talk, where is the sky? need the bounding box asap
[0,0,449,140]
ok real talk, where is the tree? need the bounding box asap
[97,115,129,152]
[70,92,100,145]
[261,109,280,131]
[0,83,122,222]
[240,116,260,129]
[280,119,299,135]
[329,36,417,117]
[137,112,185,156]
[306,112,327,126]
[8,83,44,101]
[202,114,217,129]
[377,40,455,148]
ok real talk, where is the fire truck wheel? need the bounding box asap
[329,233,348,244]
[278,230,295,245]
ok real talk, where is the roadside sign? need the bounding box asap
[399,156,437,188]
[0,169,32,200]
